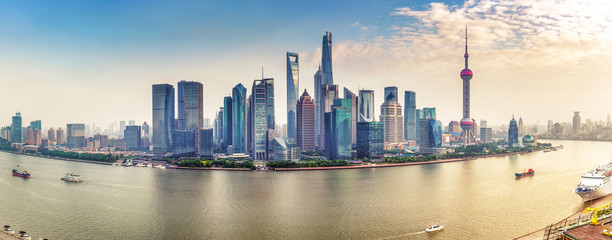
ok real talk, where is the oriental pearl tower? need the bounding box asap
[460,26,478,145]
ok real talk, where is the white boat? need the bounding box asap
[155,164,166,169]
[575,163,612,201]
[425,224,444,232]
[2,225,15,235]
[136,163,144,167]
[18,231,31,240]
[61,173,83,182]
[147,163,153,168]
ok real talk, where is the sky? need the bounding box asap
[1,0,612,130]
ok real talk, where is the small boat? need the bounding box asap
[111,162,121,167]
[155,165,166,169]
[136,163,144,167]
[2,225,15,235]
[61,173,83,182]
[515,169,535,178]
[544,149,551,153]
[18,231,31,240]
[147,163,153,168]
[425,223,444,232]
[12,169,30,178]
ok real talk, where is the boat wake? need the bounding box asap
[377,231,426,239]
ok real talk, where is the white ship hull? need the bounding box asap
[575,188,611,202]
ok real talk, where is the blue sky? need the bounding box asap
[2,0,612,130]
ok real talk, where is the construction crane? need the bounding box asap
[584,202,612,225]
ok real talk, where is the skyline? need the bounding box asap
[2,0,612,129]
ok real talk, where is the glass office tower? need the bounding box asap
[322,32,333,85]
[358,90,374,122]
[404,91,416,140]
[152,84,175,153]
[286,52,299,141]
[232,84,247,153]
[177,80,203,131]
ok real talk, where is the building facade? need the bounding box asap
[358,90,375,122]
[325,98,353,159]
[384,86,398,103]
[152,84,175,153]
[232,83,247,153]
[66,123,86,148]
[344,88,358,145]
[404,91,416,140]
[177,80,204,131]
[286,52,299,141]
[318,84,339,151]
[11,112,22,143]
[480,127,492,143]
[124,125,142,150]
[508,116,520,147]
[573,111,581,136]
[380,95,403,143]
[297,89,315,152]
[356,121,384,159]
[199,129,214,158]
[314,65,325,147]
[322,32,333,85]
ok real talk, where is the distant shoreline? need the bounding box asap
[1,147,550,172]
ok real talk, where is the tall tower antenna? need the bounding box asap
[459,25,477,145]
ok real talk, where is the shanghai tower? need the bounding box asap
[459,26,478,145]
[287,52,299,141]
[322,32,333,85]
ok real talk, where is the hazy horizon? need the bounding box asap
[2,0,611,129]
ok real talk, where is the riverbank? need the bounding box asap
[1,147,551,172]
[275,147,550,171]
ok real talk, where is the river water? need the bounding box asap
[0,140,609,239]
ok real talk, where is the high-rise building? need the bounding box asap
[124,125,142,150]
[216,108,224,146]
[129,120,135,126]
[318,84,339,151]
[423,107,436,120]
[448,121,461,133]
[249,79,274,160]
[47,128,55,143]
[419,119,442,153]
[30,120,41,130]
[232,83,247,153]
[547,120,553,134]
[177,80,204,131]
[223,97,233,149]
[508,116,520,147]
[314,65,326,147]
[142,122,150,149]
[322,32,333,85]
[265,79,275,131]
[480,120,488,128]
[173,130,196,155]
[344,88,358,145]
[11,112,22,143]
[404,91,416,140]
[56,128,64,145]
[287,52,299,141]
[325,98,352,159]
[152,84,175,153]
[203,118,211,129]
[380,94,403,143]
[356,121,384,159]
[480,127,492,143]
[297,89,315,152]
[66,123,86,148]
[459,26,477,145]
[119,120,126,138]
[415,109,423,140]
[573,111,581,136]
[358,90,375,122]
[0,126,11,141]
[199,129,214,158]
[518,117,524,137]
[384,86,398,103]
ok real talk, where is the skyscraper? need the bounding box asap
[297,89,315,152]
[30,120,41,130]
[314,65,326,147]
[356,121,384,159]
[358,90,375,122]
[573,111,581,136]
[56,128,64,145]
[326,98,352,159]
[232,83,247,153]
[223,97,233,149]
[459,26,478,145]
[48,127,55,143]
[124,125,142,150]
[518,117,524,137]
[250,79,274,160]
[286,52,299,141]
[384,86,398,103]
[119,120,126,138]
[216,108,224,146]
[508,116,519,147]
[66,123,86,148]
[419,119,442,153]
[322,32,333,85]
[380,94,403,144]
[404,91,416,140]
[448,121,461,133]
[199,129,214,158]
[177,80,204,131]
[344,88,358,145]
[152,84,175,153]
[319,84,339,151]
[142,122,150,149]
[11,112,22,143]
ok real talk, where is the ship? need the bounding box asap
[61,173,83,182]
[12,169,30,178]
[575,163,612,201]
[515,169,535,178]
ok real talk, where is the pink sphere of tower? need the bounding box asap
[460,117,473,130]
[460,69,472,80]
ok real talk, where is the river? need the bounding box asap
[0,140,608,239]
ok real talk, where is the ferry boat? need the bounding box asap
[425,223,444,232]
[12,169,30,178]
[2,225,15,235]
[575,163,612,201]
[18,231,31,240]
[515,169,535,178]
[61,173,83,182]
